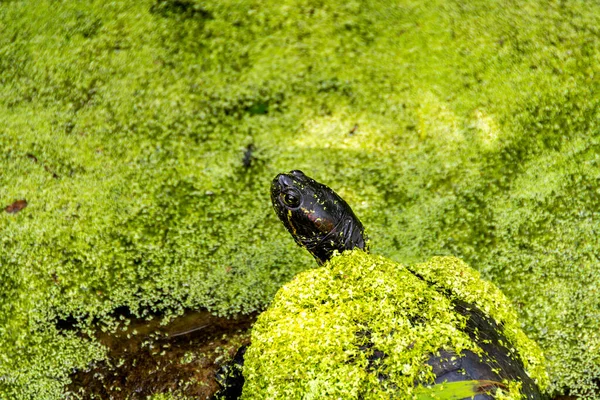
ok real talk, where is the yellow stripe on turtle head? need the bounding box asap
[286,209,297,236]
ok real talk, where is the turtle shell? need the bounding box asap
[241,251,548,399]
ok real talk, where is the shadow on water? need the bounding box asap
[66,309,257,399]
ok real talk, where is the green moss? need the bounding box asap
[242,251,547,399]
[1,0,599,397]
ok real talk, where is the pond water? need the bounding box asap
[67,309,256,399]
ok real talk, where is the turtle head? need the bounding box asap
[271,170,368,265]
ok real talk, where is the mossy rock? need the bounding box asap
[243,251,548,399]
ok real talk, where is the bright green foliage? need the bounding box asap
[0,0,599,397]
[242,251,547,399]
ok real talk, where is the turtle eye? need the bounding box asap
[281,189,301,208]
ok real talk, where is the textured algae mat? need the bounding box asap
[1,0,599,398]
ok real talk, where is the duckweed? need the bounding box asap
[1,0,599,397]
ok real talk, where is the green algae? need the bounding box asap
[0,0,599,397]
[242,251,546,399]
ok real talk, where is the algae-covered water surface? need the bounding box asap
[1,0,599,398]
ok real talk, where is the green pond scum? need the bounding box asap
[0,0,598,397]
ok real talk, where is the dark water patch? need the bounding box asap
[67,309,257,399]
[246,102,268,115]
[150,0,213,20]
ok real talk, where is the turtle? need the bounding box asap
[237,170,548,399]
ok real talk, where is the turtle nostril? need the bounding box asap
[289,170,305,178]
[271,175,285,195]
[277,174,295,188]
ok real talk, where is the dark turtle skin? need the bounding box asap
[271,170,367,264]
[269,170,545,400]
